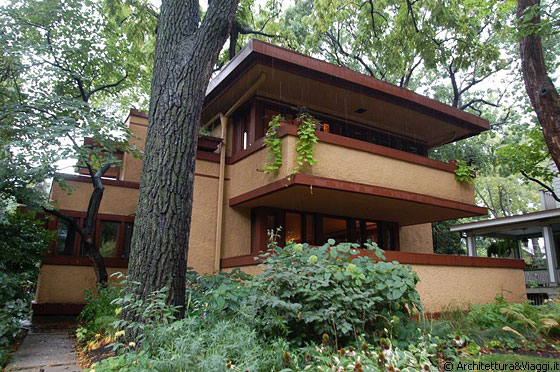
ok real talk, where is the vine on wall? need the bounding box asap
[292,112,319,175]
[263,115,284,174]
[454,160,476,183]
[262,113,319,177]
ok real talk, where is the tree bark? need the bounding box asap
[44,164,111,283]
[517,0,560,171]
[126,0,239,318]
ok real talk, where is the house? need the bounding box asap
[450,190,560,303]
[34,40,526,315]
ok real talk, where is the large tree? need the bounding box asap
[126,0,239,316]
[517,0,560,170]
[0,0,151,282]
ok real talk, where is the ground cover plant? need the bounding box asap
[79,241,440,371]
[77,241,560,371]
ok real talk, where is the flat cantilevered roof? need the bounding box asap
[203,39,490,148]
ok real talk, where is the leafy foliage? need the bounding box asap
[454,160,476,184]
[293,112,319,174]
[262,114,284,174]
[0,209,50,366]
[76,283,122,345]
[428,296,560,355]
[251,241,422,346]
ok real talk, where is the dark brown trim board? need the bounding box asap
[57,173,140,189]
[33,303,85,315]
[220,250,525,269]
[229,173,487,217]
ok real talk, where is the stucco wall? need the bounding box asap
[307,141,475,205]
[50,181,138,216]
[412,264,526,312]
[35,265,127,304]
[399,224,434,254]
[121,115,148,182]
[223,264,526,313]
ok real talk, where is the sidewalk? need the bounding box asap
[5,316,82,372]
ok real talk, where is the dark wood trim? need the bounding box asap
[32,303,85,315]
[42,256,129,267]
[229,173,488,217]
[129,108,148,119]
[56,173,140,189]
[196,150,220,163]
[226,123,456,172]
[205,39,489,134]
[194,173,230,181]
[220,250,525,269]
[45,210,134,266]
[227,137,265,164]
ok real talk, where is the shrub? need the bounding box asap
[76,282,122,345]
[0,210,50,366]
[251,240,422,346]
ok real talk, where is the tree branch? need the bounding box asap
[520,170,560,202]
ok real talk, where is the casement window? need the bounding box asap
[251,207,398,253]
[231,98,427,157]
[46,210,133,267]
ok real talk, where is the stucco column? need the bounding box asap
[542,225,559,284]
[466,235,477,256]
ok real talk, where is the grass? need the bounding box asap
[449,353,560,371]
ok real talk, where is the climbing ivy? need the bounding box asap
[454,160,475,183]
[262,114,284,174]
[293,112,319,175]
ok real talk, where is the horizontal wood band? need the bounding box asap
[220,250,525,269]
[229,173,487,217]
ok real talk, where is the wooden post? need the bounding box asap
[466,235,477,257]
[542,225,559,284]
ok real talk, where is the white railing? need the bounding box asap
[525,269,560,286]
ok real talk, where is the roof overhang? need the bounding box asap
[203,40,490,148]
[450,208,560,238]
[230,174,487,226]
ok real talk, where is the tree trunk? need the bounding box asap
[126,0,239,318]
[45,164,111,283]
[81,164,111,283]
[517,0,560,171]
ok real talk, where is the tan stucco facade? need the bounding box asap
[224,263,526,313]
[36,107,524,313]
[35,265,127,304]
[400,224,434,254]
[412,264,527,312]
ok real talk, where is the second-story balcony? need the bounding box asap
[226,122,487,227]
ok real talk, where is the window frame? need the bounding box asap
[44,210,134,267]
[251,207,399,253]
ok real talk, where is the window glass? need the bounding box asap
[100,221,119,258]
[122,222,134,258]
[56,219,77,256]
[285,213,302,244]
[323,217,348,244]
[305,214,315,245]
[364,221,379,245]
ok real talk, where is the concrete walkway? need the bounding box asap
[5,316,82,372]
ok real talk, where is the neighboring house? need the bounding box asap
[34,40,526,315]
[451,190,560,303]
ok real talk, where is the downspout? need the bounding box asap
[213,72,266,271]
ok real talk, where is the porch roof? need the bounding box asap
[449,208,560,238]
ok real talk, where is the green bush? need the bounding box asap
[76,282,122,344]
[0,210,50,366]
[427,296,560,357]
[251,240,422,345]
